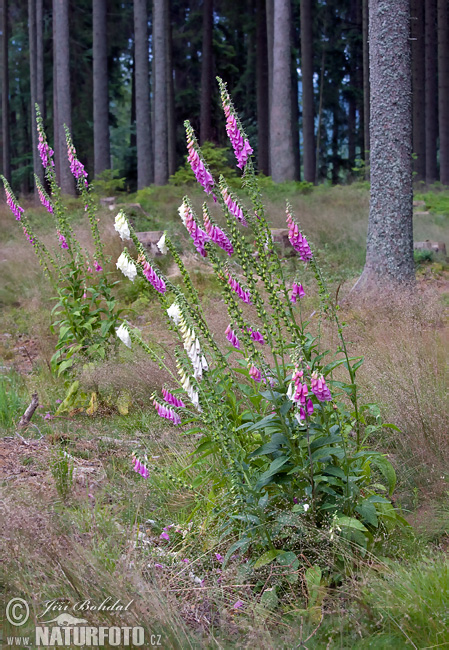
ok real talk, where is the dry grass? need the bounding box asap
[344,292,449,489]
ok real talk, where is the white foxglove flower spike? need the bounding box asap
[116,252,137,282]
[114,210,131,240]
[157,232,168,255]
[116,323,132,348]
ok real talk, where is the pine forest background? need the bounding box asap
[1,0,449,195]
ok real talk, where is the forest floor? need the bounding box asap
[1,181,449,648]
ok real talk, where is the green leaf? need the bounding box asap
[323,465,346,479]
[236,413,277,433]
[311,447,345,462]
[371,455,397,496]
[336,515,368,532]
[276,551,298,567]
[267,456,290,475]
[248,439,284,458]
[260,588,279,609]
[223,536,250,567]
[382,423,401,432]
[356,502,378,527]
[310,434,342,451]
[254,549,283,569]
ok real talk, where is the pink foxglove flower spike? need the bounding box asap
[185,121,215,197]
[225,325,241,349]
[162,388,185,409]
[311,372,332,401]
[290,282,305,302]
[286,205,313,262]
[225,270,251,304]
[153,398,182,425]
[203,207,233,256]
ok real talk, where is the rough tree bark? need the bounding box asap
[36,0,44,119]
[166,12,176,177]
[270,0,295,182]
[29,0,43,196]
[134,0,153,189]
[1,0,11,181]
[266,0,274,174]
[358,0,414,289]
[301,0,315,183]
[438,0,449,185]
[200,0,213,144]
[52,0,60,184]
[362,0,370,176]
[153,0,168,186]
[411,0,426,181]
[93,0,110,177]
[256,0,269,175]
[53,0,74,194]
[425,0,438,184]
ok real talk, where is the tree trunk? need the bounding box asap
[53,0,74,194]
[270,0,295,182]
[153,0,168,186]
[29,0,43,197]
[425,0,438,183]
[362,0,370,175]
[291,18,300,180]
[166,12,176,176]
[438,0,449,185]
[359,0,414,289]
[256,0,269,175]
[301,0,315,183]
[134,0,152,189]
[36,0,44,121]
[200,0,213,144]
[1,0,10,181]
[52,1,60,184]
[411,0,426,181]
[93,0,110,177]
[266,0,274,174]
[332,106,339,184]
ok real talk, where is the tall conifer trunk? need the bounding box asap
[200,0,213,144]
[93,0,110,176]
[1,0,10,181]
[29,0,43,196]
[301,0,315,183]
[134,0,152,189]
[270,0,295,182]
[411,0,426,181]
[256,0,269,175]
[425,0,438,183]
[53,0,74,195]
[438,0,449,185]
[153,0,168,185]
[362,0,370,175]
[359,0,414,289]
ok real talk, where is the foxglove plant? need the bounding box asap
[113,80,399,558]
[116,80,400,558]
[1,105,121,375]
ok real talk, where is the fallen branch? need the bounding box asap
[17,392,39,431]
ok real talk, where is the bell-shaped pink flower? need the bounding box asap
[311,372,332,401]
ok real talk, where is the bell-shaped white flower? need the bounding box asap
[178,202,188,226]
[116,252,137,282]
[167,302,182,325]
[157,232,168,254]
[116,323,131,348]
[114,210,131,240]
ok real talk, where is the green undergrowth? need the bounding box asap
[1,407,448,647]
